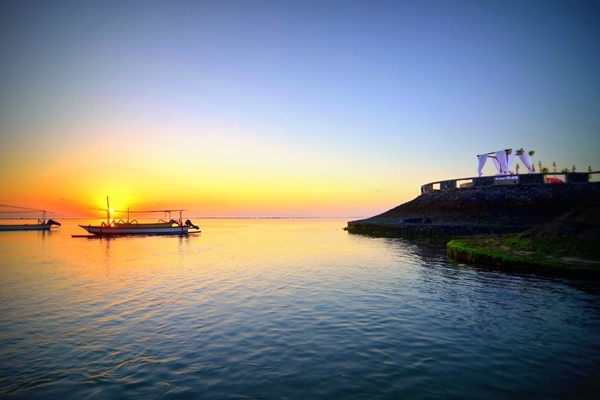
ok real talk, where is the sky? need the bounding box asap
[1,0,599,217]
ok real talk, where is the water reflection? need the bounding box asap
[1,219,599,399]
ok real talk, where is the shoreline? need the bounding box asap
[347,183,600,278]
[447,235,600,280]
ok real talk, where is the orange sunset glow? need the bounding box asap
[1,1,598,218]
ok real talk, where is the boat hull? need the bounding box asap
[0,224,55,231]
[79,224,192,236]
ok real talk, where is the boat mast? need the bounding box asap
[106,196,111,224]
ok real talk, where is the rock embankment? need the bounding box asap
[445,199,600,278]
[523,197,600,239]
[347,183,600,237]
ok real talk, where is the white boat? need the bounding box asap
[76,197,200,237]
[0,205,61,231]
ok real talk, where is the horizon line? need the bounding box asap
[1,215,367,220]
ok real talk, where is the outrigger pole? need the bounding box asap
[92,197,192,226]
[0,204,53,224]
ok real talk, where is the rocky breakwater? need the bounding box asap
[347,183,600,237]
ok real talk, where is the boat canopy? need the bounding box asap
[0,204,55,223]
[0,204,60,228]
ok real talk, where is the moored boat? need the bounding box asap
[0,205,61,231]
[79,220,199,236]
[76,197,200,237]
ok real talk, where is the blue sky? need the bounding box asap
[1,0,599,216]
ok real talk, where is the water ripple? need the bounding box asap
[1,219,599,399]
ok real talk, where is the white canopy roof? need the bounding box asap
[477,149,534,176]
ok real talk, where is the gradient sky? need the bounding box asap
[1,0,599,217]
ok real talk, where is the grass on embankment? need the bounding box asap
[447,233,600,279]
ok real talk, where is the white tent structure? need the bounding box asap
[477,149,534,177]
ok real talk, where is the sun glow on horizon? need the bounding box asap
[2,1,598,218]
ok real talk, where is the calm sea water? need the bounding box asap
[1,218,599,399]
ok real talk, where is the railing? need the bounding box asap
[421,171,599,194]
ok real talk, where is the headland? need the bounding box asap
[347,172,600,278]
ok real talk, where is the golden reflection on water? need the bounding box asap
[2,219,600,399]
[2,218,384,308]
[2,218,423,305]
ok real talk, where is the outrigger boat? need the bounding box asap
[76,197,200,237]
[0,204,61,231]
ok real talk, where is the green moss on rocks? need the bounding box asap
[502,233,600,260]
[447,236,600,279]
